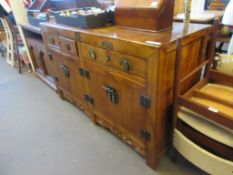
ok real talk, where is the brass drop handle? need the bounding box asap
[48,37,55,45]
[120,59,131,72]
[105,56,111,62]
[64,41,71,51]
[89,49,97,60]
[101,41,113,50]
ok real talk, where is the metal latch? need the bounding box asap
[103,85,118,104]
[141,129,151,141]
[84,94,95,105]
[79,68,90,79]
[140,96,151,108]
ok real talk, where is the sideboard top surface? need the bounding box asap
[40,22,211,47]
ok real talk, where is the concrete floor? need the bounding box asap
[0,58,207,175]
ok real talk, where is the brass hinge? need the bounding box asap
[141,129,151,141]
[101,41,113,50]
[79,68,90,79]
[84,94,95,105]
[140,96,151,108]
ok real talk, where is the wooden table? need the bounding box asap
[174,10,224,24]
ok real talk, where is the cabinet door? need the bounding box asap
[85,61,115,124]
[43,51,58,78]
[55,53,86,105]
[86,60,147,154]
[108,71,147,154]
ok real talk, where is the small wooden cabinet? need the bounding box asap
[35,22,213,169]
[22,25,57,90]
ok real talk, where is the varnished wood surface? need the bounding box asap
[114,0,175,31]
[174,10,224,23]
[21,23,41,34]
[41,22,211,47]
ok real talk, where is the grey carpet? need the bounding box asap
[0,58,207,175]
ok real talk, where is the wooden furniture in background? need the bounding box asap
[174,10,224,24]
[172,20,233,175]
[214,54,233,74]
[21,24,57,90]
[0,17,14,66]
[115,0,175,31]
[208,0,226,10]
[31,21,212,169]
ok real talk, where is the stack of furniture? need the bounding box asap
[172,20,233,175]
[0,17,14,66]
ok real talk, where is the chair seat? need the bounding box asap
[178,107,233,148]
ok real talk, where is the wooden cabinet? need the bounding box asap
[85,59,147,154]
[55,51,86,107]
[22,24,58,90]
[40,25,87,110]
[39,22,212,169]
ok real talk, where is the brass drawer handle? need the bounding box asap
[101,41,113,50]
[105,56,111,62]
[64,41,71,51]
[120,58,131,72]
[89,49,97,60]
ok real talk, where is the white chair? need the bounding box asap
[0,17,14,66]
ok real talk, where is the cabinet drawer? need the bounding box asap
[47,35,60,50]
[81,43,107,65]
[81,43,147,78]
[107,51,147,78]
[80,32,158,60]
[59,36,79,58]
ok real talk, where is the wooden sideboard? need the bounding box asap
[23,22,212,169]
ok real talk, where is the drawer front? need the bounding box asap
[81,43,147,78]
[81,43,107,65]
[59,36,79,58]
[47,35,60,50]
[80,33,158,60]
[41,26,60,51]
[107,51,147,78]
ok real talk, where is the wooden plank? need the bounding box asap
[209,70,233,87]
[178,96,233,129]
[193,89,233,109]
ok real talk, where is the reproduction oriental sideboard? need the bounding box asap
[22,22,212,169]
